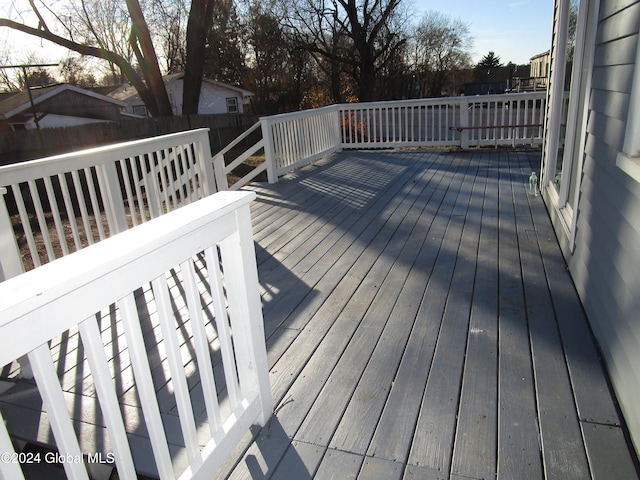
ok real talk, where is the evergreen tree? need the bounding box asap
[473,51,503,81]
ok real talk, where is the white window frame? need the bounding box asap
[226,97,239,114]
[616,33,640,183]
[132,105,148,117]
[545,0,598,251]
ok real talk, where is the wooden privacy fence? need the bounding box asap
[0,191,272,480]
[0,114,259,166]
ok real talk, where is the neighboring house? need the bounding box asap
[464,65,529,95]
[464,69,511,95]
[542,0,640,456]
[0,83,127,132]
[510,51,551,92]
[108,73,254,116]
[530,50,551,87]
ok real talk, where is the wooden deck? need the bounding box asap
[217,149,639,479]
[0,148,638,479]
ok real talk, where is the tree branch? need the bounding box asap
[28,0,49,32]
[0,18,159,112]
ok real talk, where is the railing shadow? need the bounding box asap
[242,417,313,480]
[0,231,313,478]
[219,146,628,478]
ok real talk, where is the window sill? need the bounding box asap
[617,151,640,183]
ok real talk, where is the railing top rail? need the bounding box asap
[259,104,339,123]
[214,121,261,158]
[0,128,212,185]
[0,190,254,367]
[255,92,547,125]
[336,91,547,110]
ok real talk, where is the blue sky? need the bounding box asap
[411,0,554,65]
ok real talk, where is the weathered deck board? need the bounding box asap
[298,155,463,452]
[1,149,638,480]
[449,152,498,480]
[494,163,542,480]
[219,149,638,480]
[518,150,638,476]
[515,157,591,478]
[405,155,481,474]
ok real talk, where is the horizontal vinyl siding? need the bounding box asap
[577,155,640,311]
[589,88,629,120]
[593,33,637,65]
[567,0,640,454]
[585,103,627,147]
[597,1,640,39]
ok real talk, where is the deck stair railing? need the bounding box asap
[212,121,269,190]
[219,92,547,190]
[260,105,343,179]
[0,128,216,280]
[0,191,272,480]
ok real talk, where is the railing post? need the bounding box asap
[213,153,229,191]
[98,163,129,234]
[220,202,273,425]
[0,187,24,282]
[333,106,343,152]
[192,130,217,196]
[261,118,278,184]
[459,97,470,149]
[0,187,30,378]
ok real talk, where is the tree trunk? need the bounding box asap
[183,0,215,115]
[125,0,172,116]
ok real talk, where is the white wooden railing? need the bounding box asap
[0,128,216,280]
[337,92,546,149]
[0,191,272,480]
[260,105,342,179]
[220,92,547,190]
[212,121,270,191]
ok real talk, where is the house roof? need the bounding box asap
[165,73,253,97]
[0,84,127,120]
[108,74,253,103]
[530,50,551,61]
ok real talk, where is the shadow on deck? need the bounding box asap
[0,148,637,479]
[218,149,640,479]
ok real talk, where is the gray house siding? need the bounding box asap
[543,0,640,454]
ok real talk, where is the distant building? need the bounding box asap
[464,65,530,95]
[530,50,550,86]
[108,74,254,117]
[510,50,551,92]
[0,84,127,131]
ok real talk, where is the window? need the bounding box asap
[226,97,239,114]
[616,33,640,183]
[133,105,148,117]
[543,0,598,249]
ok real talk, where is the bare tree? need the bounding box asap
[245,8,302,113]
[147,0,190,73]
[0,0,183,116]
[410,10,473,97]
[287,0,408,102]
[60,55,97,87]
